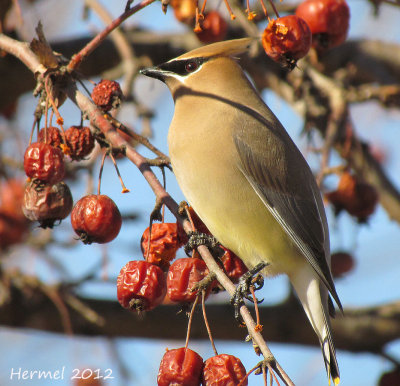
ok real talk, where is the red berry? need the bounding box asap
[262,15,312,69]
[117,260,167,312]
[196,11,228,44]
[296,0,350,50]
[171,0,196,24]
[24,142,65,185]
[325,172,378,222]
[141,223,181,270]
[71,194,122,244]
[157,347,203,386]
[65,125,95,160]
[330,251,355,278]
[38,126,64,148]
[220,247,248,283]
[203,354,247,385]
[0,211,28,249]
[73,370,103,385]
[91,80,123,112]
[167,258,210,303]
[22,181,73,229]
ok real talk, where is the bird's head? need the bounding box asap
[140,38,255,97]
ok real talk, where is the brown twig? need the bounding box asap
[67,0,156,72]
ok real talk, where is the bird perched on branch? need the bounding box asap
[141,37,342,385]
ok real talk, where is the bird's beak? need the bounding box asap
[140,66,166,82]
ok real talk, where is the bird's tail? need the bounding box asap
[290,266,340,385]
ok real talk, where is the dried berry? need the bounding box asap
[157,347,203,386]
[65,125,95,160]
[38,126,64,148]
[141,223,181,269]
[196,11,228,44]
[262,15,312,69]
[296,0,350,50]
[117,260,167,312]
[220,247,248,283]
[22,181,73,228]
[330,252,355,278]
[91,79,123,112]
[171,0,196,24]
[24,142,65,185]
[325,172,378,222]
[202,354,247,386]
[71,194,122,244]
[167,257,210,303]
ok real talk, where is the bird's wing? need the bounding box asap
[233,110,341,309]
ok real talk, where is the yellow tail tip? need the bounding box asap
[334,377,340,385]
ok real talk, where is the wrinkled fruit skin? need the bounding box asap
[330,252,355,278]
[22,181,73,228]
[203,354,247,386]
[220,247,248,283]
[117,260,166,312]
[24,142,65,184]
[38,126,63,148]
[196,11,228,44]
[141,223,181,269]
[71,194,122,244]
[296,0,350,50]
[262,15,312,69]
[157,347,203,386]
[167,258,210,303]
[91,79,123,112]
[65,126,95,160]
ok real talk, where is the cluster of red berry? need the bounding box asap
[116,206,249,384]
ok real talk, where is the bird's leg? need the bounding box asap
[191,272,217,294]
[184,231,224,258]
[231,262,268,324]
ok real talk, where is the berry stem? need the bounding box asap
[201,290,218,356]
[108,151,130,193]
[267,0,279,18]
[258,0,269,18]
[98,151,107,195]
[184,295,199,350]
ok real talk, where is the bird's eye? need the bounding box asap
[185,61,198,73]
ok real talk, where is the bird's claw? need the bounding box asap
[230,262,268,324]
[184,231,224,257]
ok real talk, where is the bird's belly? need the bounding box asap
[170,153,305,278]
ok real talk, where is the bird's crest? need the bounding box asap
[175,38,255,60]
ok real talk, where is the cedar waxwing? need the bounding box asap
[141,38,342,385]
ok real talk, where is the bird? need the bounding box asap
[140,37,342,385]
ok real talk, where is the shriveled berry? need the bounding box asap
[171,0,196,24]
[167,258,210,303]
[262,15,311,69]
[158,347,203,386]
[203,354,247,386]
[65,125,95,160]
[38,126,64,148]
[24,142,65,185]
[331,251,355,278]
[117,260,167,312]
[325,172,378,222]
[296,0,350,50]
[71,194,122,244]
[195,11,228,44]
[141,223,181,270]
[91,79,123,112]
[220,247,248,283]
[0,178,26,220]
[22,181,73,228]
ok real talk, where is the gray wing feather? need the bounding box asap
[233,109,342,309]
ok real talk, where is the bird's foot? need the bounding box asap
[184,231,224,258]
[231,262,267,324]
